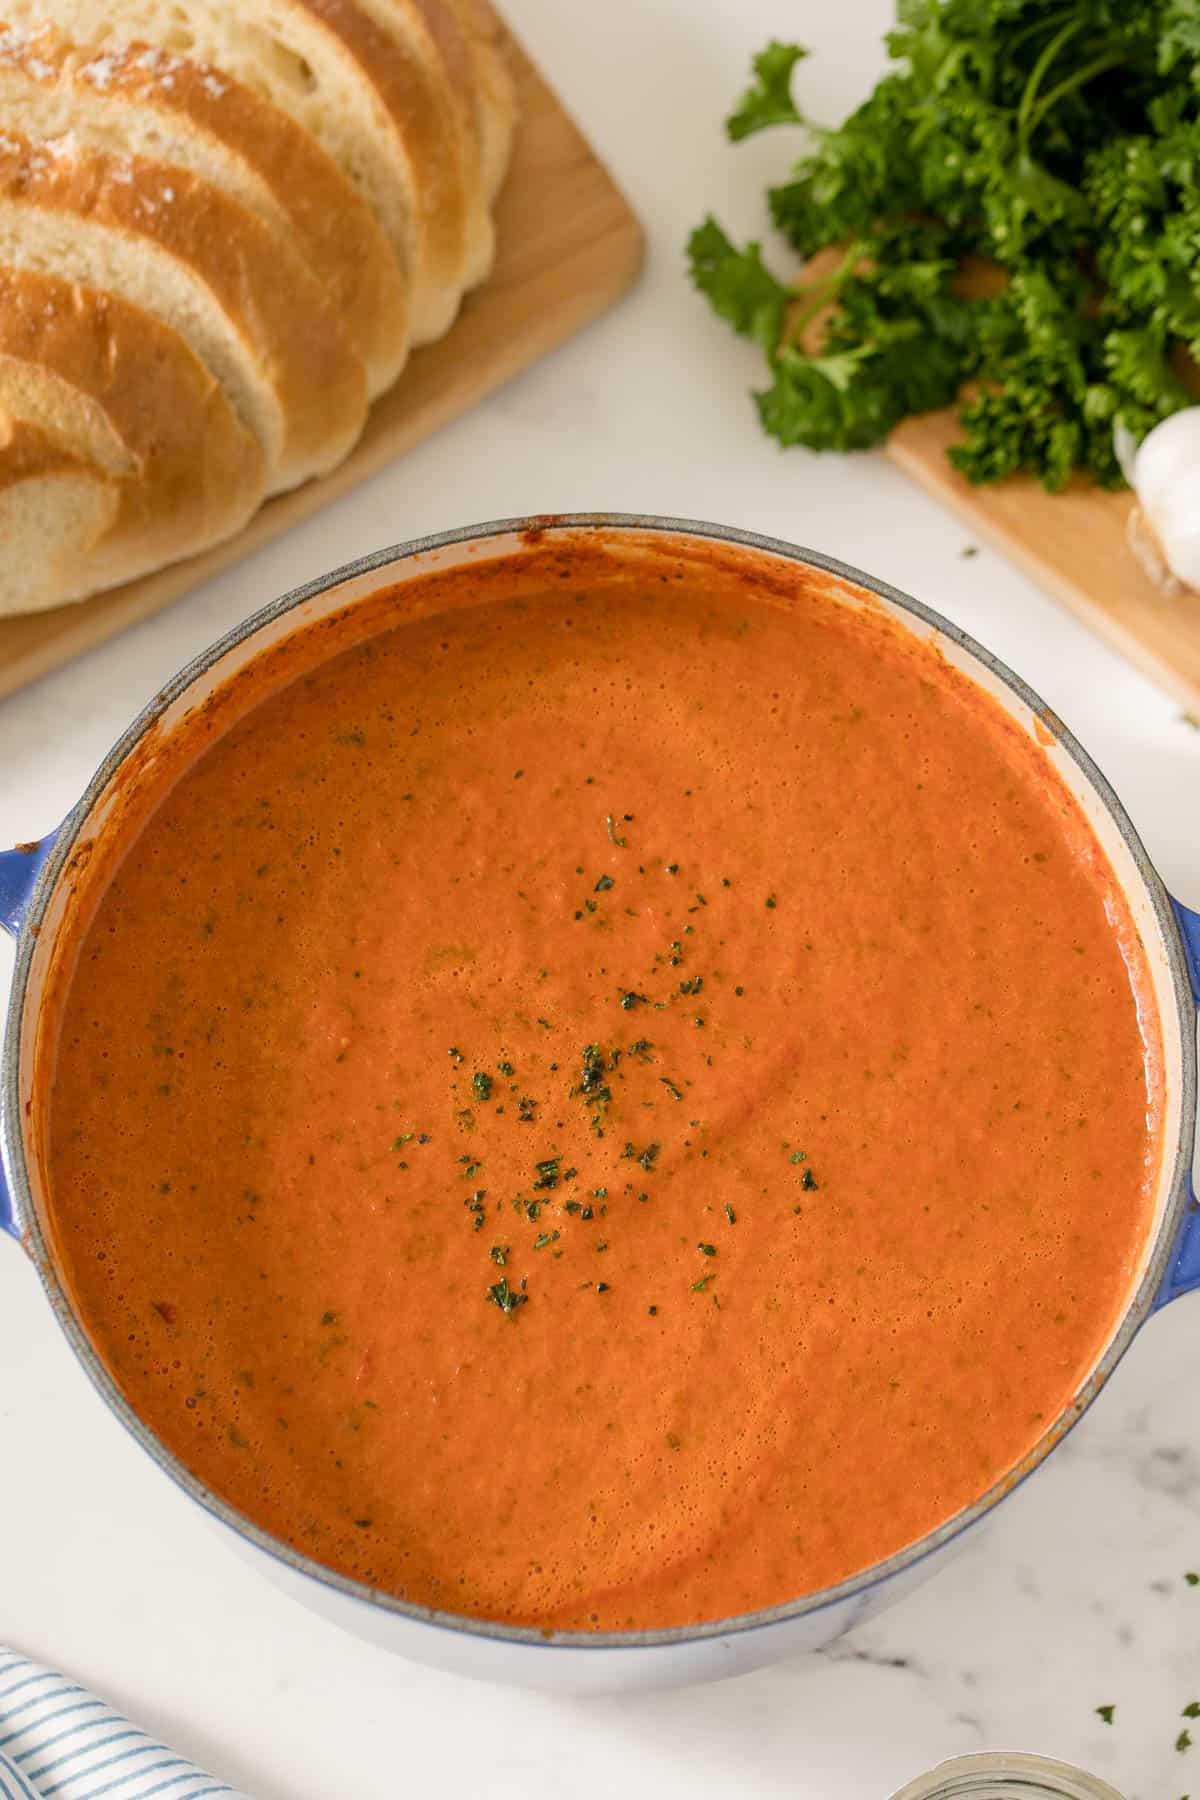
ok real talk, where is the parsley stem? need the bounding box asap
[1007,6,1075,56]
[1025,50,1128,145]
[784,239,867,347]
[1015,15,1084,152]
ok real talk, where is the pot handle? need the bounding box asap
[0,835,56,940]
[1158,895,1200,1307]
[0,833,59,1239]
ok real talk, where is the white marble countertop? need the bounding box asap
[1,2,1199,1796]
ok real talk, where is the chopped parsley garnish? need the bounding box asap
[487,1276,528,1317]
[619,990,648,1010]
[691,1276,712,1293]
[579,1043,609,1097]
[679,977,704,995]
[765,895,777,909]
[801,1168,819,1190]
[595,874,615,892]
[472,1071,494,1102]
[698,1242,717,1257]
[1095,1705,1115,1725]
[490,1245,509,1266]
[498,1060,515,1078]
[789,1150,806,1164]
[1188,1572,1200,1586]
[533,1157,561,1190]
[518,1096,538,1122]
[661,1076,684,1101]
[1179,1731,1194,1755]
[596,1282,611,1294]
[724,1204,737,1224]
[576,1044,612,1132]
[1185,1704,1200,1720]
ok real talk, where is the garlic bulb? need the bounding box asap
[1115,409,1200,595]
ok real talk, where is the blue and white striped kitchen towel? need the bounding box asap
[0,1650,251,1800]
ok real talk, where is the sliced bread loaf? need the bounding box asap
[0,266,266,604]
[0,20,410,395]
[0,413,118,615]
[0,127,366,492]
[3,0,483,343]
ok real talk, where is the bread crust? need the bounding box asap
[411,0,515,202]
[442,0,515,201]
[0,411,119,614]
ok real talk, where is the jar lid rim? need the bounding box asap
[889,1753,1126,1800]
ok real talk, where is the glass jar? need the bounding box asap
[889,1754,1126,1800]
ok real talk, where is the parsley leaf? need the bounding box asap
[687,219,791,356]
[727,41,809,142]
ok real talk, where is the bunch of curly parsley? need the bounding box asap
[688,1,1200,490]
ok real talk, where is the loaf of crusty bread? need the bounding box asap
[0,0,515,618]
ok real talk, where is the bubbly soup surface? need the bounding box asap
[41,540,1162,1631]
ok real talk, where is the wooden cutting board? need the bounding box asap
[887,412,1200,715]
[0,21,644,701]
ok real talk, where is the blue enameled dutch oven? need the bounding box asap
[1,517,1197,1694]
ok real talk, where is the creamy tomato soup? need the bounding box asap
[39,539,1163,1631]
